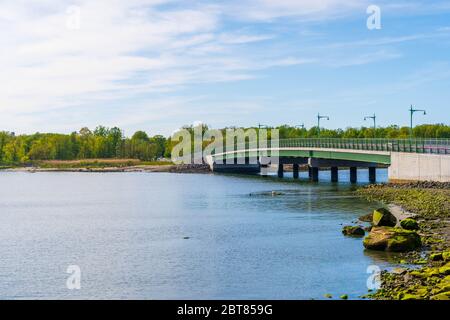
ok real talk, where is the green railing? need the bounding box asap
[224,138,450,155]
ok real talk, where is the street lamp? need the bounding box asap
[409,105,426,138]
[317,113,330,137]
[364,114,377,137]
[295,124,305,130]
[258,123,269,129]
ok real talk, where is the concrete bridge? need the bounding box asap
[206,138,450,183]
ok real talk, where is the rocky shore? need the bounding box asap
[355,182,450,300]
[1,164,211,174]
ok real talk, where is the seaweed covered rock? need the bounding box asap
[342,226,365,237]
[372,208,397,227]
[443,251,450,262]
[400,218,419,231]
[358,212,373,223]
[363,227,422,252]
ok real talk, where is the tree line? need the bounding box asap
[0,124,449,164]
[0,126,169,164]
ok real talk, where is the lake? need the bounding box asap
[0,169,399,299]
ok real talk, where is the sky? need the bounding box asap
[1,0,450,136]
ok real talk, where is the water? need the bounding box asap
[0,169,399,300]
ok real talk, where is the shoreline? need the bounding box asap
[0,164,211,174]
[357,182,450,300]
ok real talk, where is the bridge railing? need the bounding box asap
[225,138,450,155]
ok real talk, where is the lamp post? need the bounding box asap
[258,123,269,129]
[317,114,330,137]
[409,105,426,138]
[364,114,377,137]
[295,124,305,129]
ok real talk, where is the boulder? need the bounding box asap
[443,251,450,262]
[400,218,419,230]
[342,226,365,237]
[430,252,444,261]
[372,208,397,227]
[363,227,422,252]
[358,213,373,223]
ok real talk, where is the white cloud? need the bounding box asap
[224,0,365,21]
[1,0,445,134]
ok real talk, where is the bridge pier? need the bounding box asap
[350,167,358,184]
[308,167,313,180]
[311,167,319,182]
[293,164,299,179]
[331,167,339,182]
[369,167,377,184]
[277,164,284,178]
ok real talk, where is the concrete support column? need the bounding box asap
[350,167,358,184]
[311,167,319,182]
[293,164,299,179]
[308,166,313,180]
[369,167,376,184]
[331,167,339,183]
[277,164,284,178]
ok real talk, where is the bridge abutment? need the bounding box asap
[389,152,450,182]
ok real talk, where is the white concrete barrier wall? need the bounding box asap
[389,152,450,182]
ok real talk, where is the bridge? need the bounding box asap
[206,138,450,183]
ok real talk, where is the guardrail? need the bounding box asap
[225,138,450,155]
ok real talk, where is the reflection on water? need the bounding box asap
[0,169,395,299]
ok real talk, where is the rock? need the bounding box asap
[443,251,450,262]
[324,294,332,299]
[401,294,421,300]
[372,208,397,227]
[363,227,422,252]
[439,263,450,275]
[400,218,419,230]
[342,226,365,237]
[431,292,450,300]
[430,252,444,261]
[364,226,373,232]
[392,268,407,275]
[340,294,348,300]
[359,212,373,222]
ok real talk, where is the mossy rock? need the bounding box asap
[401,294,421,300]
[431,292,450,300]
[359,213,373,223]
[340,294,348,300]
[439,263,450,275]
[372,208,397,227]
[430,252,444,261]
[363,227,421,252]
[342,226,365,237]
[443,251,450,262]
[324,294,332,299]
[400,218,419,230]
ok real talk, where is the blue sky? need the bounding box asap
[1,0,449,136]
